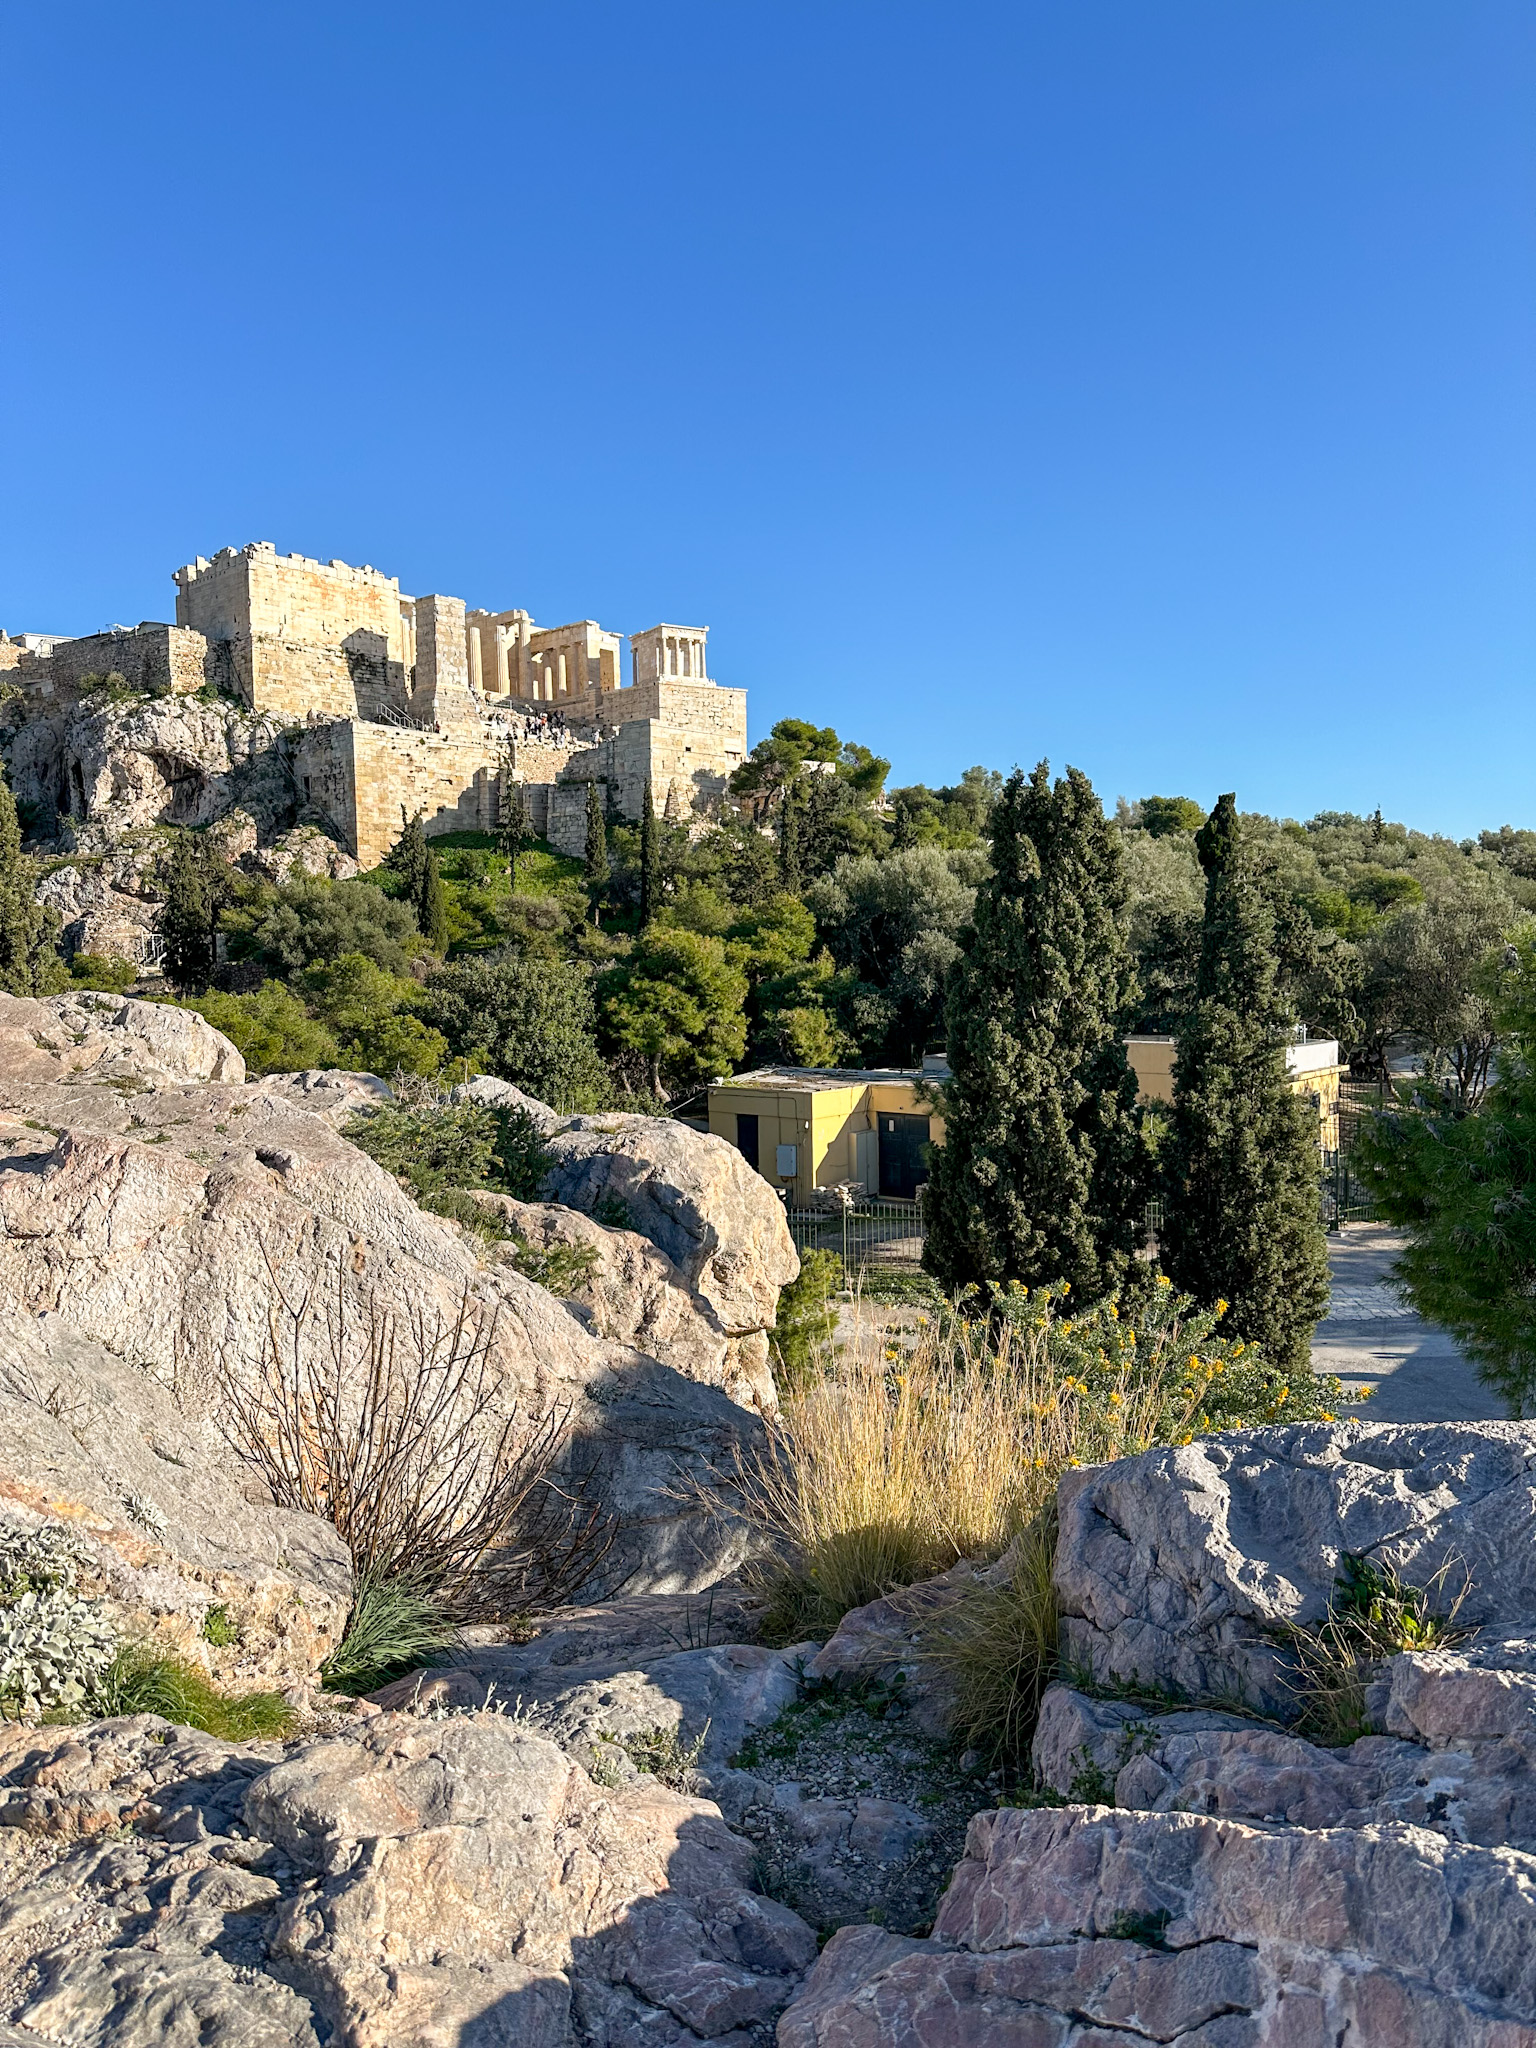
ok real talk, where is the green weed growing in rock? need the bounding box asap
[1278,1552,1472,1746]
[319,1572,461,1696]
[87,1646,294,1739]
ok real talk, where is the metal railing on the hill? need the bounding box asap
[784,1196,926,1274]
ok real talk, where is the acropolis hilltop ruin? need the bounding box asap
[1,542,748,867]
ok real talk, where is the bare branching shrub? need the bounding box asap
[219,1255,613,1626]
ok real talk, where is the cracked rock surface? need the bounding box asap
[0,1709,818,2047]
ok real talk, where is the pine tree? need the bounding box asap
[778,779,802,895]
[923,762,1148,1299]
[639,779,660,928]
[1161,793,1331,1370]
[159,831,234,988]
[418,847,450,954]
[0,774,66,995]
[583,779,609,923]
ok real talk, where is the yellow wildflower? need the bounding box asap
[1108,1390,1123,1406]
[1215,1299,1229,1316]
[1157,1274,1172,1288]
[1321,1411,1336,1422]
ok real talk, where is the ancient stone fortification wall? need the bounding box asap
[295,722,505,867]
[175,545,412,722]
[1,625,213,700]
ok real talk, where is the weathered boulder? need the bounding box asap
[0,1708,818,2045]
[780,1802,1536,2045]
[370,1634,810,1798]
[471,1190,778,1415]
[253,1067,395,1126]
[0,1010,761,1595]
[0,988,245,1088]
[452,1071,564,1133]
[540,1111,800,1346]
[33,862,161,966]
[0,1312,350,1692]
[1055,1419,1536,1715]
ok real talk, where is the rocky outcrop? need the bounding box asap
[0,1312,350,1691]
[1055,1419,1536,1715]
[540,1111,799,1350]
[448,1078,799,1416]
[372,1633,809,1805]
[0,1708,819,2045]
[6,691,296,846]
[0,988,245,1087]
[0,997,764,1596]
[472,1191,779,1415]
[780,1801,1536,2046]
[776,1421,1536,2043]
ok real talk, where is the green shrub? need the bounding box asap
[226,877,422,977]
[422,1188,599,1295]
[345,1097,552,1203]
[87,1645,294,1738]
[303,952,448,1078]
[1277,1553,1471,1745]
[201,1604,239,1647]
[421,954,609,1111]
[320,1573,460,1696]
[69,952,138,993]
[770,1247,843,1388]
[165,982,340,1075]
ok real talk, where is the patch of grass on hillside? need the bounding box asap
[82,1647,295,1739]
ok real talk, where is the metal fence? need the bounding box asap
[784,1197,926,1273]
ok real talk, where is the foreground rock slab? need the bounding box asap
[0,998,771,1595]
[1056,1419,1536,1716]
[0,1709,818,2046]
[780,1802,1536,2046]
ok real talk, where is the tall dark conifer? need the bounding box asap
[639,780,660,928]
[159,831,235,988]
[923,762,1148,1299]
[0,774,65,995]
[418,847,450,954]
[1161,793,1331,1369]
[778,780,802,895]
[385,811,429,902]
[583,779,609,923]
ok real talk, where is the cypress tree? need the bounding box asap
[1161,793,1331,1370]
[583,779,609,923]
[385,809,429,890]
[778,779,802,895]
[639,779,660,928]
[159,831,235,988]
[923,762,1148,1299]
[498,781,534,890]
[0,775,66,995]
[418,847,450,955]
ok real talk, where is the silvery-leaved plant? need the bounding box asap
[123,1493,169,1537]
[0,1517,117,1719]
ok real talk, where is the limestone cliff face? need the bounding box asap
[6,690,298,843]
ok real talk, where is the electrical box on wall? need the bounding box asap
[775,1144,798,1178]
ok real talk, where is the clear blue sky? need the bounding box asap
[2,3,1531,837]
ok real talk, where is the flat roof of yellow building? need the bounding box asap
[712,1064,931,1093]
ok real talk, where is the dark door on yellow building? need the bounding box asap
[878,1114,930,1198]
[735,1113,760,1172]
